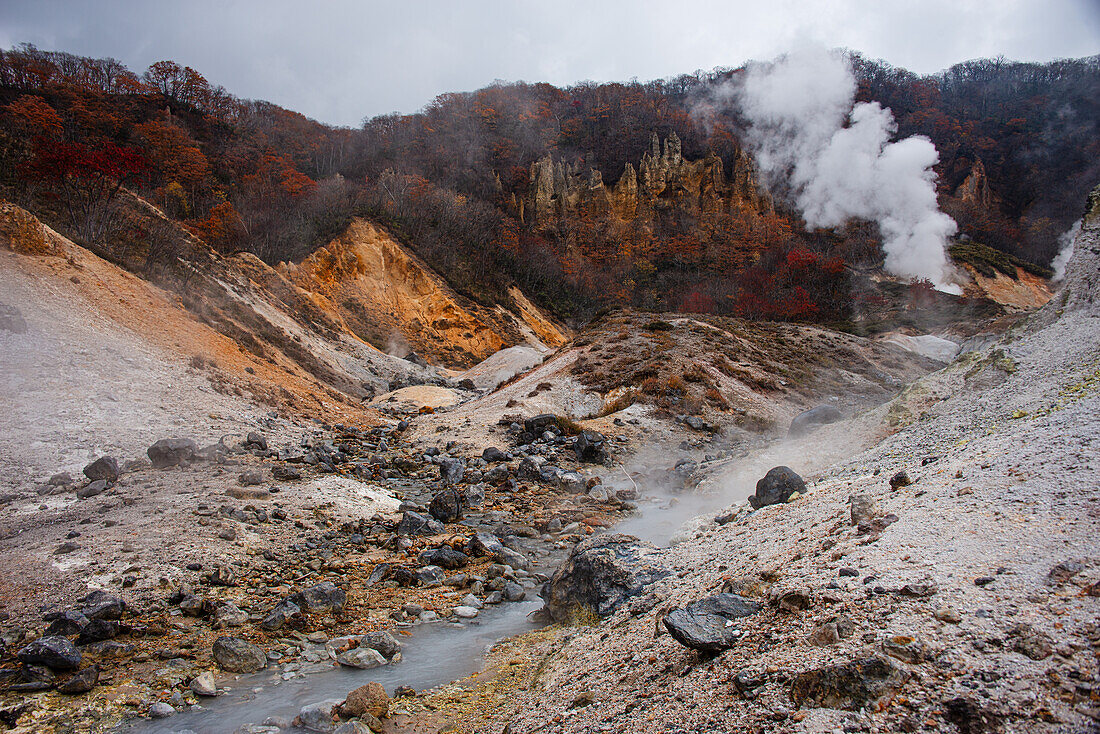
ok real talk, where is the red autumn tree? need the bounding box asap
[20,139,148,244]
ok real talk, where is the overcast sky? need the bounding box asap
[1,0,1097,128]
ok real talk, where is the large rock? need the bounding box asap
[663,594,762,652]
[360,630,402,660]
[428,487,463,523]
[80,590,125,620]
[335,647,386,669]
[541,533,668,621]
[787,405,842,438]
[82,456,120,483]
[396,510,444,536]
[57,665,98,694]
[749,466,806,509]
[573,431,608,464]
[147,438,198,469]
[17,636,82,670]
[295,699,341,732]
[343,681,388,719]
[790,656,910,710]
[469,532,529,571]
[211,636,266,673]
[260,600,300,631]
[418,546,469,570]
[294,582,346,614]
[438,457,465,486]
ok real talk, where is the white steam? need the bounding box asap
[737,46,961,294]
[1051,219,1081,281]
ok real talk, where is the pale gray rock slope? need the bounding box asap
[499,187,1100,733]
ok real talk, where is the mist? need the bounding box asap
[1051,219,1081,281]
[729,46,962,293]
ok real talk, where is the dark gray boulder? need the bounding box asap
[469,532,530,570]
[523,414,558,434]
[17,636,82,670]
[80,591,124,620]
[573,431,608,464]
[438,457,465,486]
[749,466,806,509]
[418,547,469,570]
[82,456,119,483]
[396,511,444,536]
[57,665,98,694]
[44,610,89,637]
[663,593,762,652]
[788,405,843,437]
[147,438,198,469]
[482,447,509,463]
[211,636,266,673]
[790,656,909,710]
[293,582,346,614]
[428,487,463,523]
[541,533,668,621]
[76,480,108,499]
[261,600,300,631]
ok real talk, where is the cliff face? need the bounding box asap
[279,219,568,368]
[522,132,771,231]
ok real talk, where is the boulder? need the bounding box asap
[749,466,806,509]
[523,414,558,434]
[147,438,198,469]
[469,532,529,570]
[428,487,463,523]
[415,565,445,587]
[211,636,266,673]
[396,511,443,536]
[335,647,386,669]
[82,456,119,483]
[213,602,249,628]
[17,636,82,670]
[57,665,98,694]
[482,447,509,462]
[790,656,909,710]
[787,405,842,438]
[190,670,219,696]
[418,546,469,570]
[260,600,300,631]
[438,457,465,486]
[76,480,109,499]
[244,432,268,451]
[294,700,341,732]
[294,582,346,614]
[541,533,668,621]
[343,681,389,719]
[663,594,762,652]
[360,630,402,660]
[573,431,608,464]
[44,610,89,637]
[80,590,124,620]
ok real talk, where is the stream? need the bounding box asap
[125,468,745,734]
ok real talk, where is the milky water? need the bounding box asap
[123,468,751,734]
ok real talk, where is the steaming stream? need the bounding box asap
[125,466,746,734]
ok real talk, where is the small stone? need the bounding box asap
[294,700,341,732]
[238,470,264,486]
[453,606,479,618]
[889,470,911,489]
[808,622,841,646]
[935,608,962,624]
[76,480,108,499]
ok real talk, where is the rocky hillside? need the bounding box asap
[406,186,1100,733]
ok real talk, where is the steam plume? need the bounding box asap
[1051,219,1081,282]
[736,46,961,293]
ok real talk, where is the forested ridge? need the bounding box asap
[1,43,1096,322]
